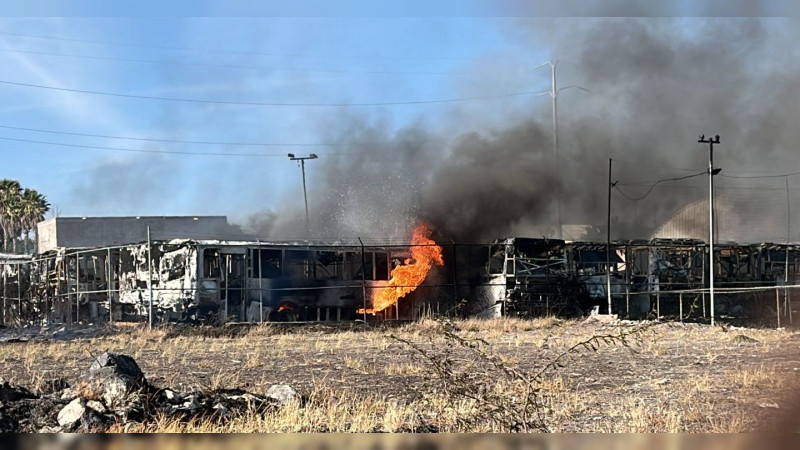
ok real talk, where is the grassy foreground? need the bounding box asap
[1,316,799,432]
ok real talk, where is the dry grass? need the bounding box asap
[2,318,800,432]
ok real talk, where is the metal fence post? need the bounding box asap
[147,226,153,330]
[656,290,660,321]
[358,237,367,323]
[76,253,80,324]
[107,248,113,324]
[679,292,683,323]
[2,264,6,326]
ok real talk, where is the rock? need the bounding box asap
[60,388,78,401]
[163,389,182,404]
[77,407,107,432]
[265,384,299,406]
[86,400,107,414]
[57,398,86,429]
[180,395,204,413]
[759,401,779,409]
[212,403,229,417]
[0,380,38,403]
[81,352,147,407]
[732,334,760,344]
[89,353,145,380]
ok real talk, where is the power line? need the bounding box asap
[0,79,539,107]
[0,30,507,63]
[614,171,706,201]
[720,171,800,179]
[0,47,466,77]
[0,124,345,147]
[0,136,320,157]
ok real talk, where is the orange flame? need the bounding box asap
[360,223,443,315]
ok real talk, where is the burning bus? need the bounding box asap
[19,221,443,325]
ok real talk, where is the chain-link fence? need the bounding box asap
[1,237,798,328]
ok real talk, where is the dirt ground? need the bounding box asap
[1,316,800,432]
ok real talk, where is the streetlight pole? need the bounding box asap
[607,158,617,316]
[287,153,318,236]
[698,134,721,326]
[534,60,589,240]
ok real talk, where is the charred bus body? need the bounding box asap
[5,232,800,325]
[22,239,409,324]
[463,238,800,322]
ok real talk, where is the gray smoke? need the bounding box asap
[254,18,800,243]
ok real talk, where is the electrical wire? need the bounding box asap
[0,136,315,157]
[0,79,539,107]
[0,47,465,77]
[0,30,509,62]
[0,124,345,147]
[614,171,707,201]
[720,171,800,179]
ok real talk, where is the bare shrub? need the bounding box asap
[392,318,652,432]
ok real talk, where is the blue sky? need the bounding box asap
[0,17,549,221]
[2,14,800,242]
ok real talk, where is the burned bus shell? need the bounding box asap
[22,239,403,325]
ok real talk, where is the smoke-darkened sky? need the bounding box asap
[2,16,799,243]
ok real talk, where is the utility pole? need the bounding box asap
[288,153,318,236]
[607,158,617,315]
[550,61,562,240]
[698,134,721,326]
[534,61,588,240]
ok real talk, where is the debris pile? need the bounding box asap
[0,352,300,433]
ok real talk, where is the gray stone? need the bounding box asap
[60,388,78,401]
[81,352,147,407]
[265,384,299,406]
[163,389,182,404]
[86,400,107,414]
[57,398,86,429]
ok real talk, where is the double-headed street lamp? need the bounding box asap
[287,153,318,235]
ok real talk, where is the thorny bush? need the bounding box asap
[391,318,654,432]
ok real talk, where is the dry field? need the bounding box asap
[2,316,800,432]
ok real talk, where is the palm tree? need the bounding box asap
[0,179,22,253]
[20,188,49,254]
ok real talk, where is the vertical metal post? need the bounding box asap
[701,250,707,318]
[625,245,630,318]
[699,134,720,326]
[17,264,22,325]
[359,238,367,322]
[656,290,660,321]
[776,287,781,329]
[288,154,317,236]
[75,253,80,324]
[147,226,153,330]
[550,62,562,240]
[679,292,683,323]
[451,241,458,306]
[107,248,112,324]
[606,158,614,315]
[785,176,792,325]
[257,244,263,323]
[2,264,6,326]
[300,159,309,235]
